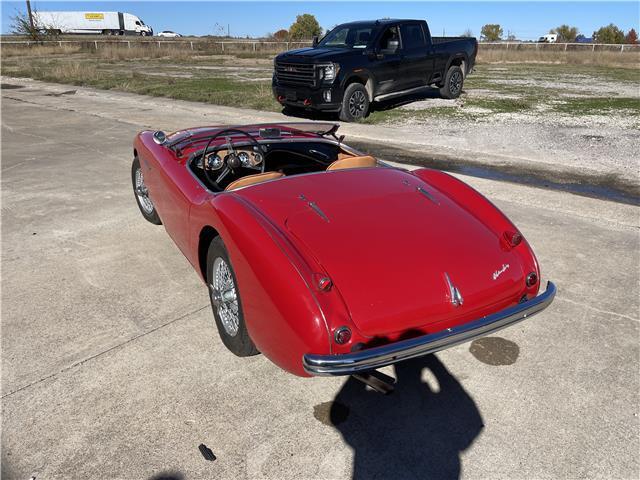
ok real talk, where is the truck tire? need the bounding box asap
[141,31,148,37]
[440,65,464,99]
[339,83,370,122]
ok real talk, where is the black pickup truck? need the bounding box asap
[273,19,478,121]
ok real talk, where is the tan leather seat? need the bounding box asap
[326,155,377,171]
[225,172,284,191]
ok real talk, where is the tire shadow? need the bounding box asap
[330,354,483,480]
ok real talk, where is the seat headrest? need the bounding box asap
[225,172,284,191]
[326,155,377,171]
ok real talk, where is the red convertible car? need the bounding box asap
[132,123,555,377]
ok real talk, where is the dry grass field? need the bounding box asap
[1,42,639,123]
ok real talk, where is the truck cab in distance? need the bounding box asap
[273,19,477,121]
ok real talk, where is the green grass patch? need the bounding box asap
[1,59,281,111]
[463,97,535,113]
[552,97,640,115]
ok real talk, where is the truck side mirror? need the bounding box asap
[312,35,319,47]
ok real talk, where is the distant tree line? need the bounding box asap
[479,22,638,44]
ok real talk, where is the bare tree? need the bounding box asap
[10,9,42,40]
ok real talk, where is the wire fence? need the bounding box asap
[2,38,639,54]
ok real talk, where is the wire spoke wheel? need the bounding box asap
[134,167,155,215]
[211,257,240,337]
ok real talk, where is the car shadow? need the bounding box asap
[280,87,453,121]
[329,354,483,480]
[370,86,443,113]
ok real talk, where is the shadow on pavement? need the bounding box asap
[280,87,448,121]
[330,354,483,480]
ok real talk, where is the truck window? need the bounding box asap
[400,24,426,49]
[319,25,374,49]
[379,26,401,53]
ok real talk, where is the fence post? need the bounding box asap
[592,44,595,52]
[190,41,193,50]
[94,40,98,50]
[157,41,161,48]
[620,45,624,53]
[253,42,256,51]
[221,42,224,52]
[127,41,131,49]
[564,43,567,51]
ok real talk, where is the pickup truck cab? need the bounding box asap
[273,19,477,121]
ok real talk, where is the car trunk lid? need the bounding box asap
[235,168,525,336]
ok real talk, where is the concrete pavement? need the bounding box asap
[1,81,638,479]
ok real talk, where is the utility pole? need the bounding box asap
[26,0,35,31]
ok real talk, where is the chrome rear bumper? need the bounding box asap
[303,281,556,376]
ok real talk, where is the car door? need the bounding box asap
[370,25,407,96]
[150,154,210,258]
[399,22,433,88]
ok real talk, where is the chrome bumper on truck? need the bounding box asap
[303,281,556,376]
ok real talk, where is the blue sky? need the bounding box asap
[2,1,638,39]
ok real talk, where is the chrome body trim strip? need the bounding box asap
[302,281,556,376]
[417,186,440,205]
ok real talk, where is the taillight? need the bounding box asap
[504,231,522,247]
[334,326,352,345]
[316,276,332,291]
[526,272,538,287]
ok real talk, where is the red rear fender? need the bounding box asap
[206,194,355,376]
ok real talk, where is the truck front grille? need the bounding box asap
[275,62,316,87]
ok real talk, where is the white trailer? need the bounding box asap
[537,33,558,43]
[33,11,153,36]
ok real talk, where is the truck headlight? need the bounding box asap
[320,63,340,82]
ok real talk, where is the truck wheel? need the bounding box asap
[207,237,259,357]
[339,83,369,122]
[440,65,464,99]
[141,31,148,37]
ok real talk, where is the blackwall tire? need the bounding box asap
[207,237,259,357]
[131,157,162,225]
[339,83,370,122]
[440,65,464,99]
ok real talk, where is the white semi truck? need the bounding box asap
[34,11,153,36]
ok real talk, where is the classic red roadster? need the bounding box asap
[132,123,555,377]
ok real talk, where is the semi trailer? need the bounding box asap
[33,11,153,36]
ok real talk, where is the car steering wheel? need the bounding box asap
[201,128,265,189]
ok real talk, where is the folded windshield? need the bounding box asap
[318,24,375,49]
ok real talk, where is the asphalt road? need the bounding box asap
[2,81,639,480]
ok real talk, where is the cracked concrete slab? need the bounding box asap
[1,85,638,480]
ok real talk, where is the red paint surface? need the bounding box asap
[134,126,541,376]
